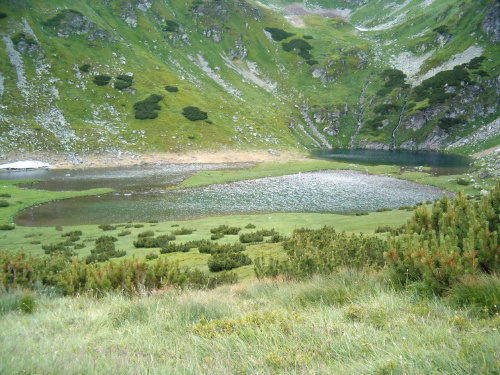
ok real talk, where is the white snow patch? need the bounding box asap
[0,160,52,170]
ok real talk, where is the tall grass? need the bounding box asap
[0,270,498,374]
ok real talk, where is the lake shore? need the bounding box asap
[3,150,308,170]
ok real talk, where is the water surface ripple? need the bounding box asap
[15,170,444,226]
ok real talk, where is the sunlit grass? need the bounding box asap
[0,271,498,374]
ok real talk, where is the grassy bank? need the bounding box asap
[1,271,498,374]
[0,180,113,224]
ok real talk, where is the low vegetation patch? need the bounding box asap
[93,75,112,86]
[182,106,208,121]
[134,94,163,119]
[264,27,295,41]
[165,85,179,92]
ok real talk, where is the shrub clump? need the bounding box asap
[163,20,180,32]
[264,27,295,41]
[86,235,125,263]
[114,74,133,90]
[165,85,179,92]
[210,225,241,239]
[171,227,194,235]
[0,252,237,296]
[385,185,500,295]
[133,233,175,248]
[0,224,16,231]
[93,75,112,86]
[134,94,163,120]
[282,38,313,61]
[255,227,387,279]
[207,252,252,272]
[98,224,117,231]
[79,64,91,73]
[160,243,192,254]
[0,200,9,207]
[182,106,208,121]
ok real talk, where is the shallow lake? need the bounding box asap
[13,168,445,227]
[311,149,471,174]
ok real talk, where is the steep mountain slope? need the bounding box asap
[0,0,498,156]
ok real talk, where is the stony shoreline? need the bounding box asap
[1,150,308,170]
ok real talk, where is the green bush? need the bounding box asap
[207,252,252,272]
[163,20,180,32]
[264,27,295,41]
[374,225,393,233]
[0,12,7,19]
[98,224,117,231]
[165,85,179,92]
[198,242,245,255]
[456,178,470,186]
[134,234,174,248]
[114,80,132,90]
[86,236,125,264]
[282,38,312,53]
[79,64,91,72]
[118,230,131,237]
[0,252,236,296]
[160,243,192,254]
[413,66,470,104]
[0,193,11,198]
[42,10,83,28]
[245,223,256,229]
[210,225,241,235]
[134,94,163,120]
[438,117,465,130]
[374,104,401,115]
[239,232,264,243]
[182,106,208,121]
[433,25,449,34]
[138,230,155,238]
[385,185,500,295]
[255,227,387,279]
[145,252,159,261]
[62,230,82,237]
[116,75,133,82]
[0,200,9,207]
[171,227,194,235]
[93,75,112,86]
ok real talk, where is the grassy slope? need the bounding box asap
[1,271,499,374]
[1,0,496,154]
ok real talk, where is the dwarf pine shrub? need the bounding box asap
[263,27,295,41]
[93,75,112,86]
[385,184,500,295]
[134,94,163,119]
[182,106,207,121]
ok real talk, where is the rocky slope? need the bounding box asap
[0,0,498,157]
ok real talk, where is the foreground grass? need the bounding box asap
[0,180,113,224]
[1,271,498,374]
